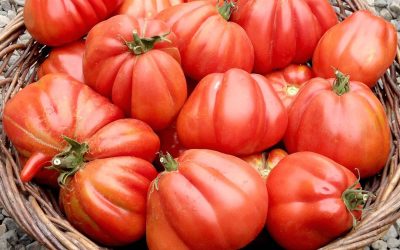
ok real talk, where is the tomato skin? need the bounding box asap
[60,157,158,246]
[284,77,390,178]
[231,0,337,74]
[117,0,183,18]
[83,15,187,131]
[267,152,362,250]
[24,0,123,46]
[177,68,287,156]
[146,149,268,250]
[156,1,254,80]
[38,40,85,83]
[312,10,397,87]
[264,64,314,111]
[157,122,186,159]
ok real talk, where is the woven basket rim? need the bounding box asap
[0,1,400,249]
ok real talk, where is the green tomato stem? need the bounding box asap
[159,152,178,172]
[332,70,350,96]
[217,0,236,21]
[125,31,171,55]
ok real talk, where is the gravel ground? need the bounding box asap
[0,0,400,249]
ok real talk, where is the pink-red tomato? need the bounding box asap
[231,0,338,74]
[267,151,365,250]
[83,15,187,131]
[146,149,268,250]
[116,0,183,18]
[38,40,85,83]
[264,64,314,111]
[177,68,288,156]
[284,72,391,178]
[313,10,397,87]
[24,0,123,46]
[156,1,254,80]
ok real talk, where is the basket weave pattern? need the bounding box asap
[0,0,399,249]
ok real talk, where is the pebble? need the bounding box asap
[384,225,399,240]
[372,240,388,250]
[390,0,400,15]
[19,234,33,245]
[0,14,9,28]
[0,224,6,235]
[1,0,12,12]
[15,244,26,250]
[3,218,17,231]
[0,239,12,250]
[391,248,400,250]
[375,0,389,7]
[388,238,400,248]
[1,229,18,246]
[2,209,9,217]
[26,241,45,250]
[381,8,394,20]
[7,10,15,19]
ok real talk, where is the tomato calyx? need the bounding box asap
[342,179,374,227]
[332,70,350,96]
[217,0,237,21]
[49,136,88,186]
[159,152,178,172]
[125,31,171,55]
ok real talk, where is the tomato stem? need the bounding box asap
[217,0,237,21]
[286,85,299,97]
[48,136,88,186]
[125,31,171,55]
[332,70,350,96]
[159,152,178,172]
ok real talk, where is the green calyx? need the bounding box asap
[217,0,237,21]
[125,30,171,55]
[48,136,88,186]
[332,70,350,96]
[159,152,178,172]
[342,178,374,227]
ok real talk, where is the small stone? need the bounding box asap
[0,229,18,246]
[2,209,9,217]
[1,0,12,11]
[390,0,400,15]
[26,241,45,250]
[7,10,16,20]
[0,15,10,28]
[15,244,26,250]
[372,240,388,250]
[0,239,12,250]
[375,0,389,8]
[384,225,399,240]
[2,218,17,231]
[0,214,4,221]
[0,224,7,235]
[364,246,370,250]
[12,0,25,6]
[390,248,400,250]
[8,54,19,67]
[380,8,394,21]
[18,234,33,245]
[388,238,400,248]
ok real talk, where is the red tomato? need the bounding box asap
[156,1,254,80]
[146,149,268,250]
[83,15,187,131]
[38,40,85,83]
[267,151,367,250]
[18,156,58,188]
[231,0,337,74]
[284,72,390,178]
[264,64,314,111]
[117,0,183,18]
[3,74,161,245]
[241,148,288,181]
[24,0,123,46]
[60,156,158,246]
[313,10,397,87]
[177,68,288,156]
[157,122,186,159]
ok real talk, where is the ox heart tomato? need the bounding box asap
[117,0,183,18]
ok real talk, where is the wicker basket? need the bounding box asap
[0,0,399,249]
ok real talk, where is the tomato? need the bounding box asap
[3,74,161,245]
[264,64,314,111]
[267,151,367,250]
[241,148,288,181]
[158,122,186,159]
[312,10,397,87]
[18,156,58,188]
[38,40,85,83]
[156,1,254,80]
[177,68,287,156]
[146,149,268,250]
[83,15,187,131]
[60,156,158,246]
[284,71,390,178]
[24,0,123,46]
[230,0,337,74]
[117,0,183,18]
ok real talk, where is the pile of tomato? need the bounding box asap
[3,0,398,249]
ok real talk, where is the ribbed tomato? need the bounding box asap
[267,152,367,250]
[177,68,287,156]
[264,64,314,111]
[231,0,337,74]
[3,74,161,245]
[284,72,391,178]
[313,10,397,87]
[156,1,254,80]
[147,149,268,250]
[117,0,183,18]
[83,15,187,131]
[38,40,85,83]
[24,0,123,46]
